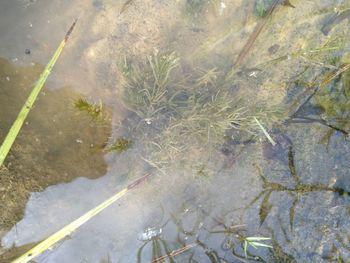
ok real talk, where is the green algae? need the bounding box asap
[107,137,132,153]
[74,97,104,120]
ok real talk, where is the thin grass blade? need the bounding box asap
[254,117,276,146]
[249,242,273,248]
[245,237,271,241]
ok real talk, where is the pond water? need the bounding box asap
[1,0,350,262]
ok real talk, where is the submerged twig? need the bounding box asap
[289,116,349,135]
[150,243,197,263]
[235,0,280,66]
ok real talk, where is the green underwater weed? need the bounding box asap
[106,137,132,153]
[120,51,284,172]
[169,90,248,144]
[121,53,179,121]
[74,97,103,120]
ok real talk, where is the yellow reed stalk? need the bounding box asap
[12,173,151,263]
[0,19,77,167]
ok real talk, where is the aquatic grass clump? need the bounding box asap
[120,52,285,173]
[170,91,248,144]
[121,53,179,121]
[169,90,283,146]
[120,50,286,174]
[194,67,220,87]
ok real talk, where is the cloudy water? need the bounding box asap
[1,0,350,262]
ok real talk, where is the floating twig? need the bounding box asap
[235,0,280,66]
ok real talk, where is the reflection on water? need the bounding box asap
[1,0,350,262]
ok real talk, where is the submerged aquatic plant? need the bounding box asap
[74,97,103,119]
[106,137,132,153]
[170,91,247,144]
[120,51,284,174]
[121,53,179,121]
[195,67,220,87]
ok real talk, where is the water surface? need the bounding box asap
[1,0,350,262]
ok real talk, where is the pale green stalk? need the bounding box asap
[254,117,276,146]
[12,173,151,263]
[0,20,77,167]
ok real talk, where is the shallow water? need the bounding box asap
[1,0,350,262]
